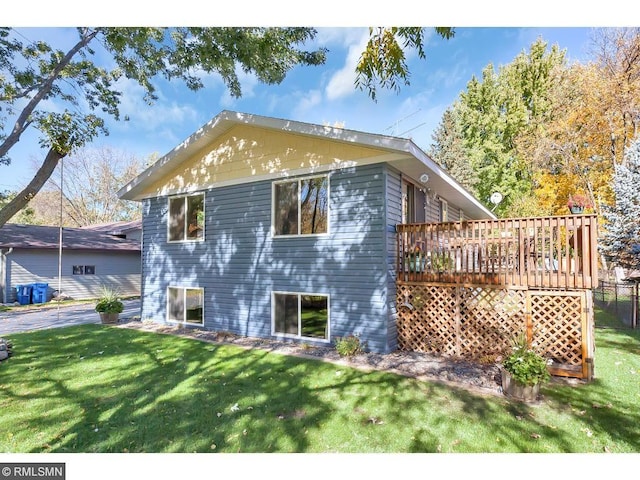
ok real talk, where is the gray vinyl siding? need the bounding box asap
[426,196,441,222]
[141,164,393,352]
[384,166,402,351]
[4,249,140,303]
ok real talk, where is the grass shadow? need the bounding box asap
[1,321,639,453]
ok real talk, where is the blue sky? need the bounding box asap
[1,3,617,193]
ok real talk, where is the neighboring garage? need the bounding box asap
[0,223,141,304]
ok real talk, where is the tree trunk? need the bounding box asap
[0,147,65,227]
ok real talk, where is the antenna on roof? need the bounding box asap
[384,109,422,136]
[399,122,427,137]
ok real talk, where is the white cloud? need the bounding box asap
[324,30,370,101]
[112,77,199,131]
[292,90,323,117]
[322,28,443,102]
[314,27,368,48]
[427,59,470,91]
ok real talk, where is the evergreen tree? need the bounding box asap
[428,107,478,195]
[451,39,566,215]
[600,137,640,269]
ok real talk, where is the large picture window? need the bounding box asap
[168,287,204,325]
[273,176,328,236]
[168,194,204,242]
[272,292,329,340]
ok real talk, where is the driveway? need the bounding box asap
[0,299,141,335]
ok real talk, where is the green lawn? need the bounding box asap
[0,308,638,453]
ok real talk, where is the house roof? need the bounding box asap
[118,110,496,220]
[0,224,140,252]
[81,219,142,235]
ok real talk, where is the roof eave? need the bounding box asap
[117,110,494,220]
[404,140,496,220]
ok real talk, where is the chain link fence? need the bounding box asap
[593,281,639,328]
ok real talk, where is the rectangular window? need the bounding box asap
[273,176,328,236]
[273,292,329,340]
[72,265,96,275]
[168,194,204,242]
[168,287,204,325]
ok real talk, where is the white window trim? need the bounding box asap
[271,291,330,342]
[271,174,330,238]
[167,193,205,243]
[167,286,204,326]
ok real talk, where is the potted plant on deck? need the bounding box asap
[404,245,426,273]
[501,333,550,402]
[95,286,124,324]
[567,193,592,214]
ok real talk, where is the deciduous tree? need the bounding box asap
[1,26,457,229]
[43,147,144,226]
[0,27,327,227]
[449,39,566,215]
[355,27,455,101]
[590,27,640,167]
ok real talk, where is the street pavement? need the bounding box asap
[0,299,141,335]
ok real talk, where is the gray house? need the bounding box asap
[118,111,494,353]
[0,224,141,303]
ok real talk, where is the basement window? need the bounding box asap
[272,292,329,341]
[168,287,204,325]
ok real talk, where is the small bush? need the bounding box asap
[502,333,550,386]
[95,286,124,314]
[335,335,364,357]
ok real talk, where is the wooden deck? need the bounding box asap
[397,214,598,290]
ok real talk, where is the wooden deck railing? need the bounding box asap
[397,214,598,289]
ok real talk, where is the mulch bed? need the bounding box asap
[117,320,504,397]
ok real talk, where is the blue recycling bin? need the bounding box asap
[31,283,49,304]
[15,284,33,305]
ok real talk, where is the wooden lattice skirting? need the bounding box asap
[396,283,595,380]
